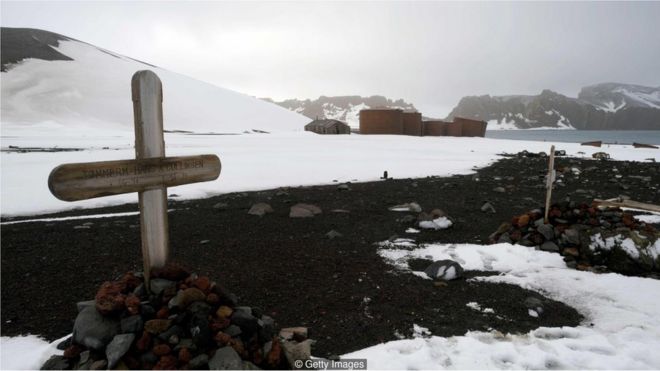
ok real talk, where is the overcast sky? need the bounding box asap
[2,1,660,116]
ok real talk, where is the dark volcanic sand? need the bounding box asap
[2,154,659,357]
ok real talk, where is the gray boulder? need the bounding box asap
[72,306,120,350]
[209,346,243,370]
[290,203,322,218]
[248,203,274,217]
[105,333,135,369]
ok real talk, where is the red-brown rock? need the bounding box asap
[156,307,169,319]
[216,305,233,319]
[153,344,171,356]
[192,276,211,293]
[517,214,530,227]
[145,319,172,334]
[154,355,177,370]
[136,331,152,352]
[266,338,282,368]
[214,332,231,346]
[125,294,141,315]
[178,347,192,363]
[206,293,220,305]
[210,318,231,332]
[95,281,126,315]
[120,272,142,291]
[63,344,83,359]
[563,247,580,257]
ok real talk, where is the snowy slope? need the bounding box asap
[1,29,308,136]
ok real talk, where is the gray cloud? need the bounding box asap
[2,1,659,116]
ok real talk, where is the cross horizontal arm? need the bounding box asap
[48,154,221,201]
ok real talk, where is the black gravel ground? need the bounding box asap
[2,154,658,357]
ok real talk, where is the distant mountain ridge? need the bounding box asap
[447,83,660,130]
[262,96,417,128]
[269,83,660,130]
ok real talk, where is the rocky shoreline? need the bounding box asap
[2,154,658,358]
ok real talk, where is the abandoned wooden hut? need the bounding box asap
[304,119,351,135]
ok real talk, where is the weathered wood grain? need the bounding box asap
[48,154,221,201]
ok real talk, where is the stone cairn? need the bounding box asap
[489,201,659,276]
[42,263,311,370]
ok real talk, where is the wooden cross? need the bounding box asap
[48,70,221,283]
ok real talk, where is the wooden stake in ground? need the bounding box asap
[544,145,556,224]
[48,70,221,283]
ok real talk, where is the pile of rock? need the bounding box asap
[42,263,311,370]
[489,202,659,275]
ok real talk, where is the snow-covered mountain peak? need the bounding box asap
[578,82,660,113]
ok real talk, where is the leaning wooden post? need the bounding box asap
[544,145,556,224]
[132,71,169,283]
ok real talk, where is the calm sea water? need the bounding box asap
[485,130,660,145]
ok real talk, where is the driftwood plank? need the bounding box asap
[593,198,660,213]
[48,154,221,201]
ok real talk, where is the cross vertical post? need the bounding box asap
[131,70,170,282]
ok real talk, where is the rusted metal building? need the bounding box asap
[359,108,403,135]
[445,121,463,137]
[422,120,449,136]
[402,110,423,136]
[304,119,351,135]
[455,117,487,137]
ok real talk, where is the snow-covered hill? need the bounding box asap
[0,28,308,136]
[578,83,660,113]
[264,96,417,128]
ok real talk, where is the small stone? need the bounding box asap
[213,202,229,210]
[325,230,343,239]
[151,262,190,281]
[224,324,242,337]
[192,276,211,292]
[95,281,126,315]
[179,347,192,363]
[125,294,141,315]
[337,184,351,191]
[144,319,172,334]
[89,359,108,370]
[540,241,559,252]
[189,354,209,369]
[493,186,506,193]
[248,203,274,217]
[517,214,530,227]
[423,260,464,281]
[562,247,580,257]
[153,344,171,356]
[62,344,83,359]
[208,346,243,370]
[290,203,322,218]
[433,281,448,288]
[136,331,152,352]
[481,202,496,213]
[389,202,422,213]
[150,278,176,296]
[154,355,177,370]
[106,333,135,369]
[169,287,206,309]
[279,327,308,341]
[563,229,580,245]
[121,315,144,334]
[537,223,554,240]
[216,305,233,319]
[215,332,232,346]
[41,355,70,370]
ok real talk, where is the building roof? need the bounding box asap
[305,119,349,129]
